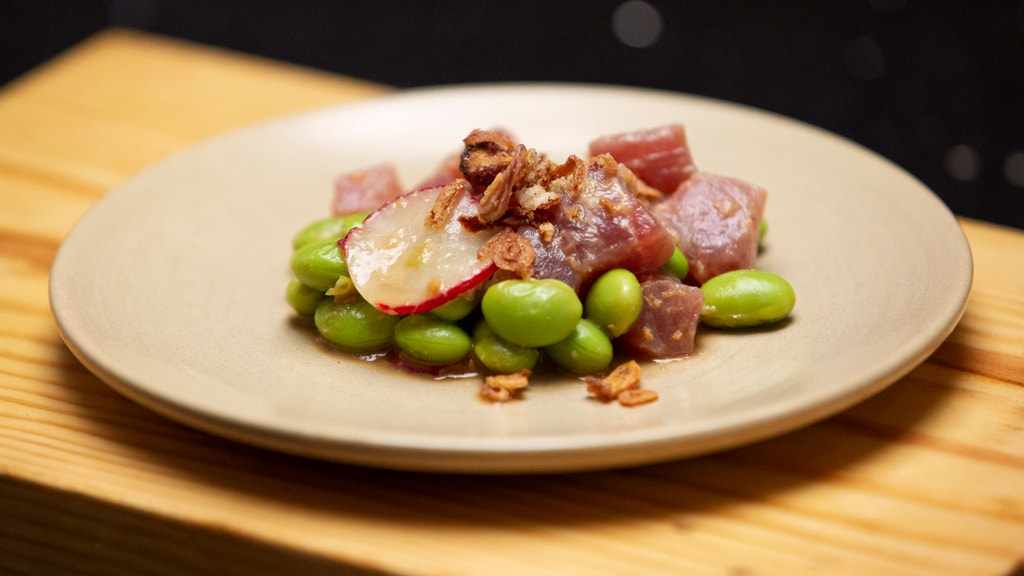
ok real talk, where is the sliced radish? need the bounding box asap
[342,184,499,315]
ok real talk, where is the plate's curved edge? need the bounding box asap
[49,268,972,475]
[51,292,969,475]
[47,82,977,474]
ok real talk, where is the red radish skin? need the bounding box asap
[341,184,499,315]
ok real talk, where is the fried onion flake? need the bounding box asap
[425,179,470,229]
[477,228,535,279]
[584,360,657,406]
[480,370,531,403]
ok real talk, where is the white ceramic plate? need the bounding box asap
[50,84,972,474]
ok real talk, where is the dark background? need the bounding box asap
[4,0,1023,230]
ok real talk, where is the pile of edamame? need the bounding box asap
[286,215,795,381]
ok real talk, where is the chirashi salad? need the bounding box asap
[285,124,795,405]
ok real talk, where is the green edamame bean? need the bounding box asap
[542,318,613,374]
[481,279,582,347]
[429,291,479,322]
[286,277,325,315]
[700,269,795,328]
[584,268,643,337]
[393,314,472,365]
[759,218,768,243]
[472,320,539,374]
[664,246,690,280]
[290,239,349,292]
[314,297,399,352]
[292,212,368,250]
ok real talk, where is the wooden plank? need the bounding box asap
[2,28,1023,576]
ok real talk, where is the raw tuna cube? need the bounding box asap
[588,124,696,195]
[652,172,767,285]
[332,163,403,216]
[523,155,677,292]
[620,273,705,358]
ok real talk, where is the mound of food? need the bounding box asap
[286,124,794,405]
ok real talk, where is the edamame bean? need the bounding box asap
[664,246,690,280]
[393,314,472,365]
[542,318,613,374]
[314,297,399,351]
[292,212,368,250]
[429,291,479,322]
[584,268,642,337]
[286,277,325,315]
[699,269,795,328]
[472,320,539,374]
[481,279,582,347]
[290,239,349,292]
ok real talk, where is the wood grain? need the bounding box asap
[2,29,1023,576]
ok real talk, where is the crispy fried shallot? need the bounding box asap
[617,388,659,407]
[460,130,563,228]
[478,228,535,279]
[585,360,655,406]
[476,144,527,223]
[480,370,531,403]
[425,179,470,229]
[460,129,517,191]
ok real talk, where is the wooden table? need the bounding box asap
[3,29,1023,576]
